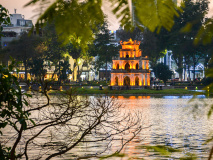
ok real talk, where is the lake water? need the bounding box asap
[62,95,213,159]
[110,95,213,159]
[2,95,213,159]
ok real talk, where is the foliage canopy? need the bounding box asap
[25,0,181,48]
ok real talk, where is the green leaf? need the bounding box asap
[207,105,213,119]
[133,0,180,32]
[138,145,180,156]
[99,152,126,160]
[181,22,193,33]
[29,119,36,126]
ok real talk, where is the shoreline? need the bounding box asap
[46,88,209,97]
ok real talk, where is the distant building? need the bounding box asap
[1,10,33,48]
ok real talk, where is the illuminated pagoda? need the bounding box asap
[110,38,150,89]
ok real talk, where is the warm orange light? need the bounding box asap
[113,39,150,87]
[123,45,133,50]
[148,81,150,86]
[133,65,135,69]
[129,96,136,99]
[146,61,149,69]
[117,96,124,99]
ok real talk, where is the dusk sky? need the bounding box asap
[1,0,213,30]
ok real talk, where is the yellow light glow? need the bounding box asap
[90,86,93,89]
[129,96,136,99]
[117,96,124,99]
[60,86,62,91]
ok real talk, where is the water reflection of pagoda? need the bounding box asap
[111,39,150,89]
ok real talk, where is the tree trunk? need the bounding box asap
[188,65,190,81]
[78,65,80,82]
[193,62,196,81]
[105,60,107,83]
[87,66,90,81]
[208,146,213,160]
[178,57,183,81]
[58,62,61,84]
[10,125,24,160]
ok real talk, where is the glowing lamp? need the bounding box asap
[60,86,63,91]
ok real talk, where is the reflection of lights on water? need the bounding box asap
[185,87,187,90]
[116,96,151,99]
[129,96,136,99]
[196,86,198,90]
[163,96,180,99]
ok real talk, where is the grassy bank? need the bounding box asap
[49,88,197,95]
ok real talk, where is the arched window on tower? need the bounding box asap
[115,76,118,85]
[125,63,130,72]
[136,63,139,69]
[116,64,119,69]
[126,52,129,58]
[124,76,130,86]
[135,76,139,86]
